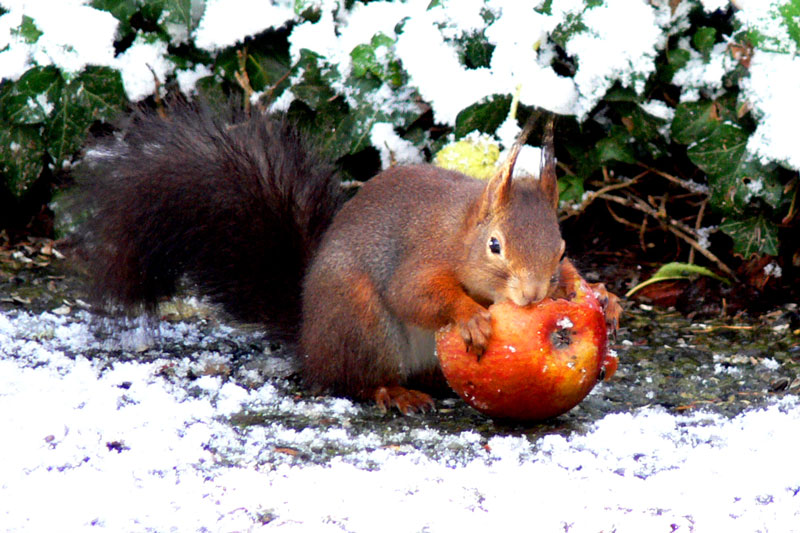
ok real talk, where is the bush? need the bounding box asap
[0,0,797,280]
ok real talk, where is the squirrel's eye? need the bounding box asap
[488,236,502,255]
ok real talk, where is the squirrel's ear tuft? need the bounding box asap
[538,116,559,210]
[479,114,539,218]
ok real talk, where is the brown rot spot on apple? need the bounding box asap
[436,276,618,421]
[550,318,574,350]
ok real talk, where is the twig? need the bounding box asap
[637,163,707,194]
[263,63,295,108]
[559,171,646,221]
[146,64,166,118]
[598,192,738,280]
[688,198,708,264]
[782,178,798,225]
[234,48,254,114]
[605,203,642,230]
[639,215,648,252]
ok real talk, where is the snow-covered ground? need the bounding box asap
[1,308,798,532]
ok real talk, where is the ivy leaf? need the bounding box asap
[161,0,205,44]
[617,104,669,160]
[594,126,636,164]
[687,123,747,178]
[558,173,585,206]
[350,43,380,79]
[778,0,800,50]
[12,15,43,43]
[663,48,690,81]
[48,67,127,170]
[90,0,140,37]
[0,125,47,198]
[708,158,784,215]
[0,66,63,125]
[245,49,291,93]
[692,26,717,60]
[454,95,512,139]
[719,215,779,257]
[671,100,720,144]
[457,30,495,69]
[349,33,405,87]
[291,49,339,110]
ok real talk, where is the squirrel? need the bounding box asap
[72,102,619,414]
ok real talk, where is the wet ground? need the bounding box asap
[2,238,799,450]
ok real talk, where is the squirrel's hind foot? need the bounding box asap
[373,385,435,415]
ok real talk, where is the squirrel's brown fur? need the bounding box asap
[73,103,574,413]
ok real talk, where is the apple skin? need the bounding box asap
[436,279,617,421]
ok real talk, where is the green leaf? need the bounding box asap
[295,0,322,20]
[12,15,43,44]
[594,126,636,165]
[0,66,63,125]
[558,173,584,206]
[76,66,128,122]
[626,261,730,297]
[603,86,638,103]
[245,49,291,93]
[90,0,140,37]
[671,100,720,145]
[708,157,784,214]
[350,43,379,78]
[454,95,512,139]
[48,67,127,169]
[348,33,403,86]
[686,123,747,177]
[291,49,339,110]
[779,0,800,49]
[692,26,717,60]
[719,215,779,257]
[90,0,140,20]
[459,31,494,69]
[664,48,690,81]
[0,125,46,198]
[161,0,205,43]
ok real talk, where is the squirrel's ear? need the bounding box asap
[478,114,539,218]
[538,116,559,210]
[479,149,514,217]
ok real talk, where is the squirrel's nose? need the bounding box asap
[511,279,550,307]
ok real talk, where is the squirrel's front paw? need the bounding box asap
[457,309,492,358]
[589,282,622,335]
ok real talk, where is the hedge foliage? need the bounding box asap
[1,0,798,273]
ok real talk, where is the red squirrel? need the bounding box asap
[73,103,619,414]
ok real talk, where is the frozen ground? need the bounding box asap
[1,307,798,532]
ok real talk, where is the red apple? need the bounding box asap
[436,278,617,420]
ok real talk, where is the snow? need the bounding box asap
[370,122,424,169]
[114,35,174,102]
[672,39,737,102]
[742,51,800,170]
[175,63,214,97]
[0,0,117,79]
[2,0,799,174]
[193,0,295,51]
[559,0,663,117]
[1,308,799,532]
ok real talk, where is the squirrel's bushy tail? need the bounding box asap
[72,103,344,341]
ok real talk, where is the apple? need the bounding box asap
[436,278,617,420]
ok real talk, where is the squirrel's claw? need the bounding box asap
[588,281,622,338]
[457,309,492,360]
[373,386,435,415]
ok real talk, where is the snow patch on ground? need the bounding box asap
[1,308,798,531]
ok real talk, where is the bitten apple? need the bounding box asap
[436,277,617,420]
